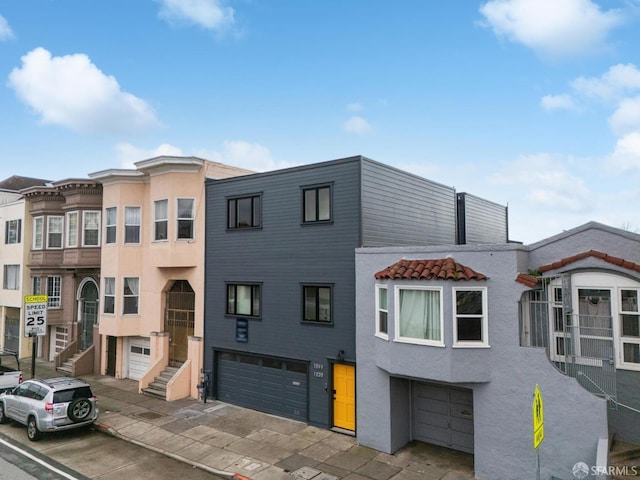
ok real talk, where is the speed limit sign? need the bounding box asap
[24,295,48,337]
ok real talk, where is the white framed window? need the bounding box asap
[103,277,115,314]
[47,216,64,249]
[47,276,62,308]
[394,286,444,346]
[33,217,44,249]
[375,285,389,339]
[453,287,489,347]
[5,219,21,244]
[154,200,168,241]
[124,206,141,244]
[620,288,640,369]
[66,211,78,248]
[177,198,194,240]
[105,207,117,244]
[3,265,20,290]
[82,211,100,246]
[32,276,42,295]
[123,277,139,314]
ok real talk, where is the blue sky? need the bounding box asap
[1,0,640,243]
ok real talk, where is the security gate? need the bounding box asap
[165,280,195,366]
[3,314,19,353]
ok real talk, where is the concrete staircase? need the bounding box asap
[610,440,640,480]
[141,366,179,400]
[57,352,83,376]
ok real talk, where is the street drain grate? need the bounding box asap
[136,411,164,420]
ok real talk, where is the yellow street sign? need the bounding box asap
[533,384,544,449]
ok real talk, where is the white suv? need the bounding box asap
[0,377,98,441]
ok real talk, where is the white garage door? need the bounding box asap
[128,337,150,380]
[412,382,474,454]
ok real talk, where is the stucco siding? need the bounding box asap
[356,244,608,480]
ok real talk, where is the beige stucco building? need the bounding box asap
[89,156,252,400]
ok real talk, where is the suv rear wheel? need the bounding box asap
[68,398,92,423]
[0,404,8,424]
[27,416,42,441]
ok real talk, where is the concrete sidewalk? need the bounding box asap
[25,360,475,480]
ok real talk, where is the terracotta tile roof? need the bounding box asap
[374,258,487,281]
[537,249,640,274]
[516,273,540,288]
[516,249,640,287]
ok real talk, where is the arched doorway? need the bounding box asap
[78,279,99,351]
[165,280,195,366]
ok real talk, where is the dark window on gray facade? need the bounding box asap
[303,186,331,223]
[303,285,332,323]
[228,195,261,229]
[227,284,261,317]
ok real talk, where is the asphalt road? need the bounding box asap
[0,421,224,480]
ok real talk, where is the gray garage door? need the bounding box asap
[412,383,474,454]
[217,351,308,422]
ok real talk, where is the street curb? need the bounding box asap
[93,422,243,480]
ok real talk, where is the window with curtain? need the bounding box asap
[177,198,194,239]
[454,288,488,346]
[3,265,20,290]
[66,212,78,247]
[33,217,44,249]
[154,200,168,241]
[227,284,261,317]
[32,276,41,295]
[83,211,100,246]
[123,277,139,314]
[104,277,115,314]
[5,219,21,244]
[396,287,443,345]
[105,207,117,244]
[124,206,141,244]
[47,216,63,249]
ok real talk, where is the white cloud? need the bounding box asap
[571,64,640,102]
[156,0,234,31]
[541,94,577,111]
[490,153,593,213]
[115,143,184,169]
[344,116,372,135]
[346,102,363,112]
[0,15,14,41]
[8,48,159,134]
[607,132,640,172]
[609,96,640,136]
[479,0,624,58]
[201,140,294,172]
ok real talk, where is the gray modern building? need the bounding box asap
[355,221,640,479]
[204,155,508,431]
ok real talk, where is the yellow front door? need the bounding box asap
[333,363,356,431]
